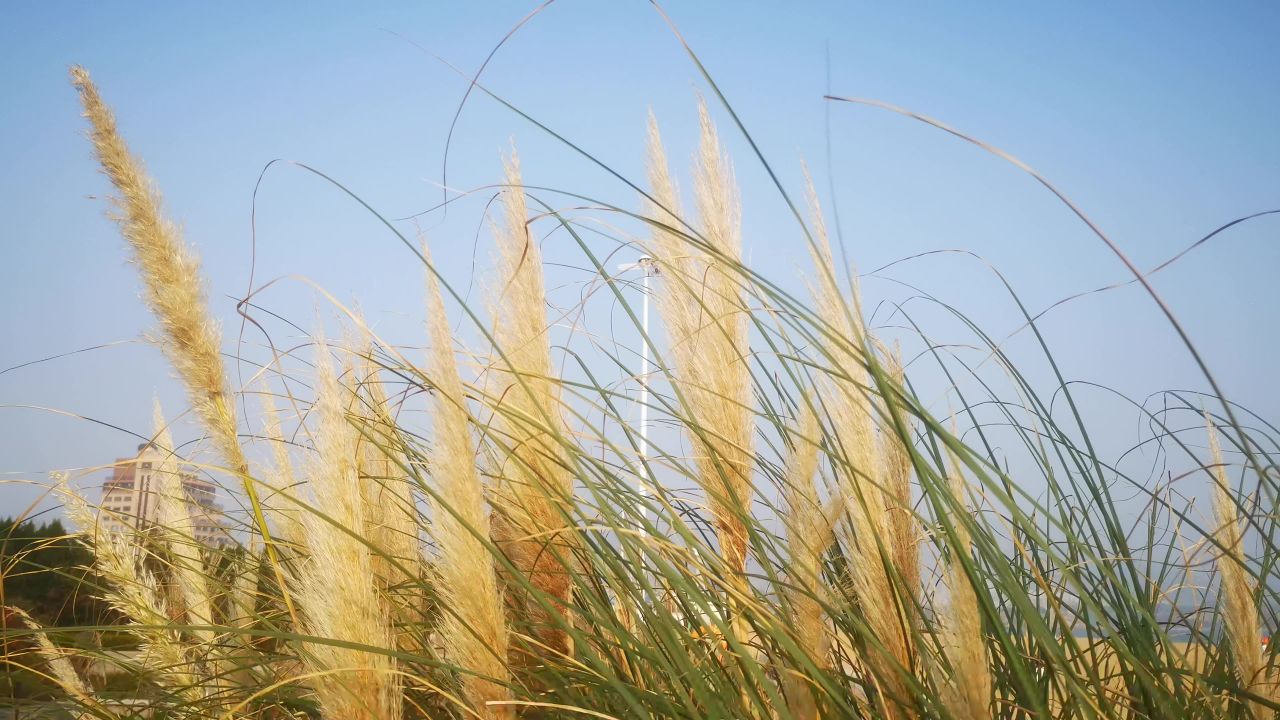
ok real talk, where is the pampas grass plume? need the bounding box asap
[1207,415,1275,717]
[804,169,913,715]
[149,399,215,646]
[68,65,291,613]
[782,401,831,720]
[646,104,754,574]
[938,447,992,720]
[489,149,575,653]
[424,242,514,719]
[296,336,399,720]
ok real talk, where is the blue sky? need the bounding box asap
[1,2,1277,518]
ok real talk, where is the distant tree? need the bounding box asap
[0,516,113,627]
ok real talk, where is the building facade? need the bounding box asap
[99,443,229,546]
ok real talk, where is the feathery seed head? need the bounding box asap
[487,148,575,655]
[70,66,246,479]
[782,401,831,719]
[425,241,514,719]
[295,336,400,720]
[938,447,991,720]
[1207,415,1274,716]
[149,399,215,644]
[647,106,754,574]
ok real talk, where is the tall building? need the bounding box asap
[99,443,229,547]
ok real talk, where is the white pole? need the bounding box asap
[618,256,659,606]
[617,256,657,511]
[637,259,652,493]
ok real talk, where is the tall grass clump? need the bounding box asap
[6,31,1276,720]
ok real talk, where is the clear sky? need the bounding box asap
[1,2,1277,519]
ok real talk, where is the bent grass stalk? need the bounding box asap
[69,65,294,622]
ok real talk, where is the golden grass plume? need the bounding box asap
[424,241,514,719]
[881,344,921,608]
[257,386,307,552]
[295,336,400,720]
[782,400,832,720]
[1207,415,1276,718]
[646,103,754,575]
[938,447,992,720]
[488,149,575,653]
[68,65,290,612]
[148,399,217,654]
[804,170,915,715]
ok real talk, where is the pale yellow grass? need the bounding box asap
[353,352,421,596]
[55,474,200,699]
[257,386,307,552]
[424,241,514,719]
[1208,415,1277,717]
[645,104,754,576]
[9,607,92,704]
[937,447,992,720]
[488,150,575,656]
[149,400,215,647]
[68,65,291,617]
[781,401,831,720]
[881,345,920,607]
[295,336,399,720]
[804,169,915,717]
